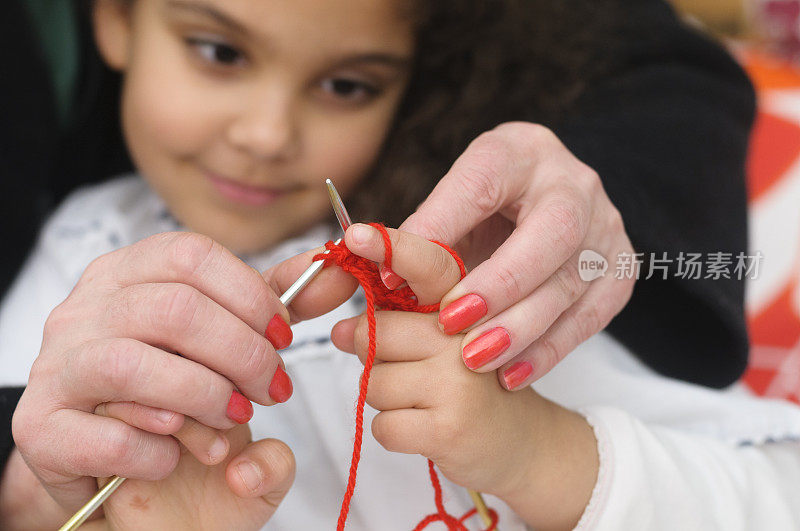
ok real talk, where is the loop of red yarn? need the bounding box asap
[313,223,497,531]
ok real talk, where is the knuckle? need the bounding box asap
[10,400,38,453]
[155,283,204,333]
[497,122,556,156]
[164,232,218,281]
[101,424,139,470]
[150,442,180,480]
[27,354,54,385]
[99,339,146,395]
[494,263,526,302]
[239,336,271,382]
[553,262,583,303]
[192,376,228,420]
[608,206,626,233]
[473,129,515,160]
[81,252,114,283]
[572,303,604,341]
[574,165,601,195]
[458,166,503,216]
[522,122,557,147]
[432,413,462,449]
[430,247,457,287]
[544,197,586,250]
[536,336,562,372]
[245,281,277,323]
[455,140,506,215]
[42,302,73,338]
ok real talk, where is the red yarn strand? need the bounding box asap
[314,223,496,531]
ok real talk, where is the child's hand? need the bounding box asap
[11,233,294,516]
[330,225,541,495]
[332,225,599,529]
[81,420,295,531]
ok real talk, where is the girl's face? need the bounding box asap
[94,0,414,253]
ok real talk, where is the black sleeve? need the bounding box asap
[0,2,131,301]
[0,1,58,299]
[1,387,25,470]
[550,1,754,388]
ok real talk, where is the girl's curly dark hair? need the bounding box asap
[350,0,625,226]
[81,0,626,227]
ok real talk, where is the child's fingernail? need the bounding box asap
[439,294,487,334]
[227,390,254,424]
[266,314,293,350]
[268,366,293,403]
[503,361,534,390]
[236,461,263,492]
[350,223,373,246]
[379,264,404,290]
[462,327,511,370]
[208,435,229,463]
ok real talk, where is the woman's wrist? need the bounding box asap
[495,397,600,530]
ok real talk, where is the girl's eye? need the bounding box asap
[186,38,245,67]
[320,78,379,102]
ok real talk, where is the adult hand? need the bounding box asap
[11,232,295,516]
[397,122,635,389]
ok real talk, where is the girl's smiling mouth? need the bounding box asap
[206,171,288,207]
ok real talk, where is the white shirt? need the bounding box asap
[1,175,799,530]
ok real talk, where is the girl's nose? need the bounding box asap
[226,92,299,161]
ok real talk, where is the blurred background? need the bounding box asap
[669,0,800,405]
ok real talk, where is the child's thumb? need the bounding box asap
[225,438,296,506]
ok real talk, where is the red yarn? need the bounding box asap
[313,223,498,531]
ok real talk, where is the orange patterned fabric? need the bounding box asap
[739,49,800,403]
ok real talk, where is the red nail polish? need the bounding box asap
[266,314,293,350]
[268,366,293,403]
[227,390,253,424]
[462,327,511,370]
[438,294,487,334]
[379,264,404,290]
[503,361,533,389]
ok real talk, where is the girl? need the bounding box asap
[1,0,798,529]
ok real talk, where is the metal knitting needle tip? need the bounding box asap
[281,178,349,306]
[326,179,352,232]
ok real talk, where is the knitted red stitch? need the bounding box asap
[313,222,498,531]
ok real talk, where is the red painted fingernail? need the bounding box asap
[379,264,404,290]
[503,361,533,389]
[268,366,293,403]
[462,327,511,370]
[438,294,487,334]
[227,390,253,424]
[266,314,293,350]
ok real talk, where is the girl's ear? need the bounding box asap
[93,0,132,71]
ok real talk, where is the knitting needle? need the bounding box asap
[326,178,352,231]
[59,181,346,531]
[324,180,497,530]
